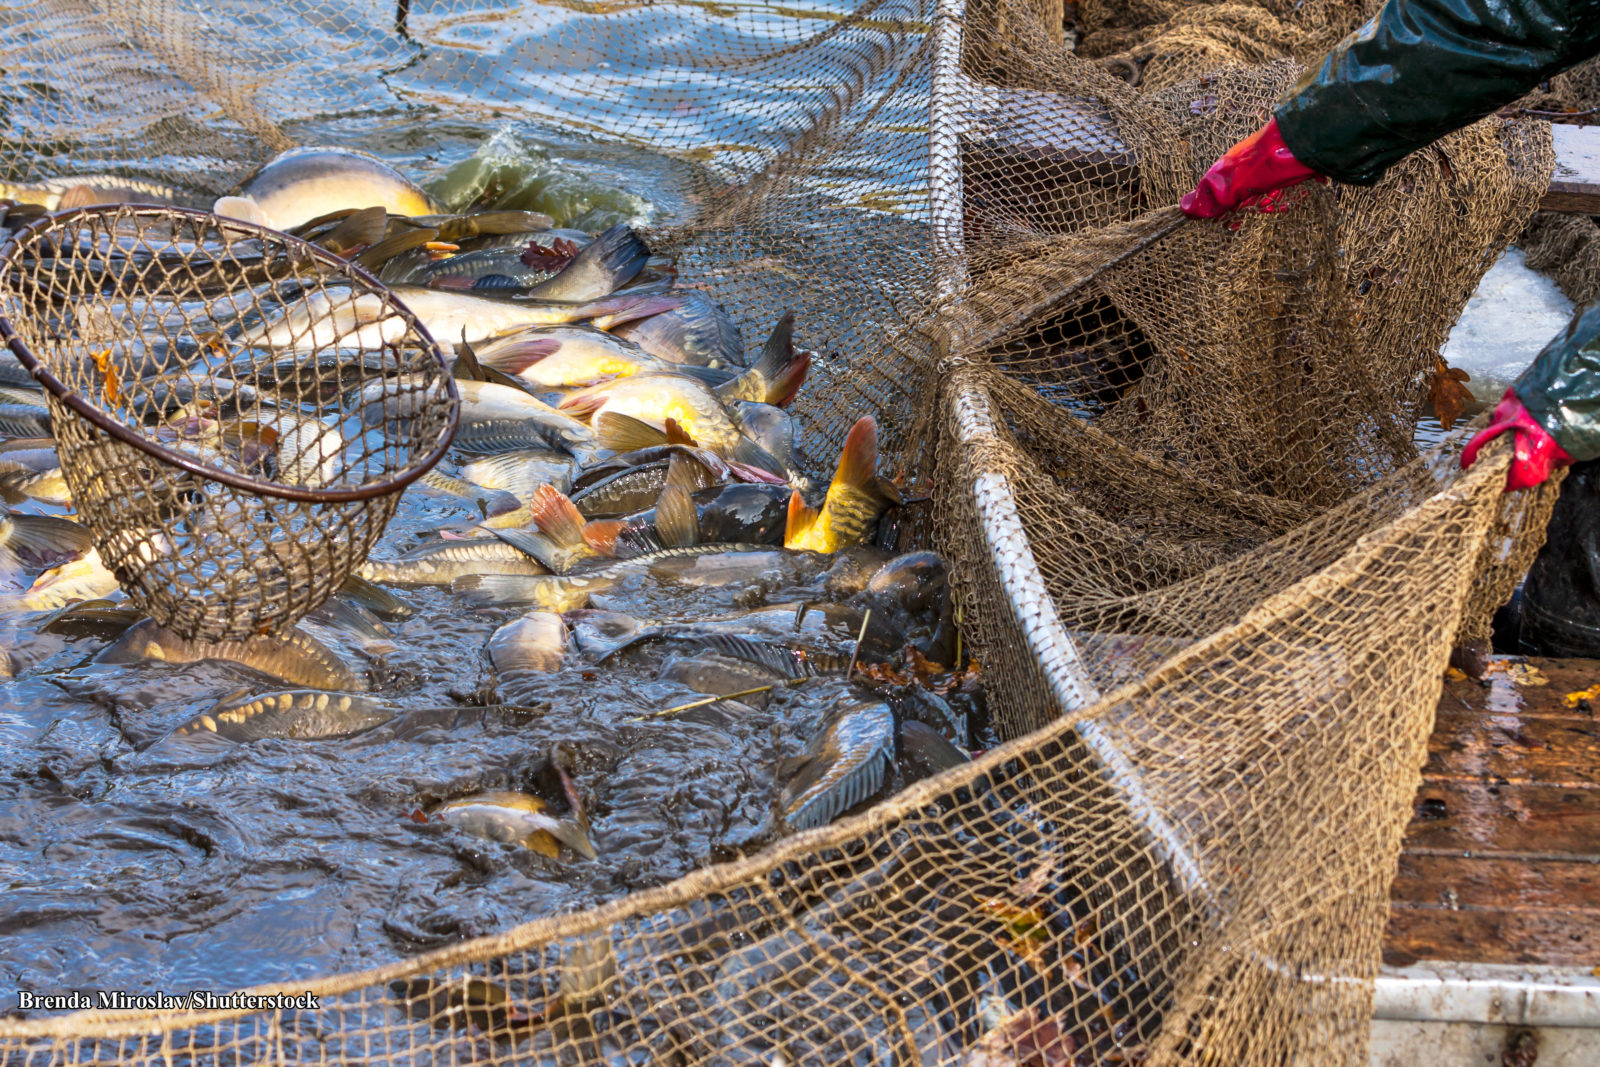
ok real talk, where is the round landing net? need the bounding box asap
[0,0,1565,1062]
[0,206,458,642]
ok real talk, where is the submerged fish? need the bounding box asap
[784,416,899,553]
[216,146,443,231]
[97,620,364,690]
[434,791,596,859]
[358,537,548,586]
[0,175,183,210]
[172,689,389,742]
[488,611,570,674]
[775,701,896,831]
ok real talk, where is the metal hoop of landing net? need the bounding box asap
[0,204,458,643]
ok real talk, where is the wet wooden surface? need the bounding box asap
[1385,656,1600,967]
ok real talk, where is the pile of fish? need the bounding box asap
[0,143,985,869]
[0,146,1174,1066]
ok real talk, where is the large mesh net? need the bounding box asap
[0,0,1566,1061]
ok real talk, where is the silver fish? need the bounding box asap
[488,611,570,674]
[434,791,596,859]
[358,537,548,586]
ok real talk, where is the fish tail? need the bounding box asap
[784,489,819,548]
[756,313,810,407]
[584,223,651,294]
[832,415,879,501]
[529,485,589,551]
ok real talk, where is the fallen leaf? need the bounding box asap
[89,347,120,405]
[968,1006,1077,1067]
[1428,356,1473,431]
[1564,684,1600,708]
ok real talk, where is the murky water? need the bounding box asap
[0,0,958,1001]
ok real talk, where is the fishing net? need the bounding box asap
[0,206,457,642]
[0,0,1564,1061]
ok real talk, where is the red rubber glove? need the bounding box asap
[1460,389,1573,492]
[1180,117,1326,219]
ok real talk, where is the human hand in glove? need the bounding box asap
[1461,389,1573,492]
[1180,117,1327,219]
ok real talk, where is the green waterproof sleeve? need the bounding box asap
[1274,0,1600,185]
[1517,304,1600,462]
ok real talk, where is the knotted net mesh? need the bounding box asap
[0,0,1564,1061]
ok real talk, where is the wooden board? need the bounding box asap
[1385,657,1600,967]
[1542,123,1600,214]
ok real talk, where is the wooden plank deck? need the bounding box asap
[1384,657,1600,968]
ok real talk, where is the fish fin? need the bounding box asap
[523,830,562,858]
[872,474,904,506]
[474,337,561,376]
[355,226,439,270]
[726,460,789,485]
[529,485,588,551]
[785,490,818,547]
[833,416,879,501]
[729,437,788,480]
[206,687,253,715]
[664,418,697,446]
[486,527,561,571]
[3,513,94,566]
[451,573,543,607]
[581,520,623,557]
[583,294,684,331]
[556,387,607,419]
[318,205,387,255]
[593,411,668,452]
[654,463,698,549]
[56,184,104,210]
[453,330,488,383]
[547,819,598,860]
[213,195,273,229]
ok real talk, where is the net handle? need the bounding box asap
[0,203,460,505]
